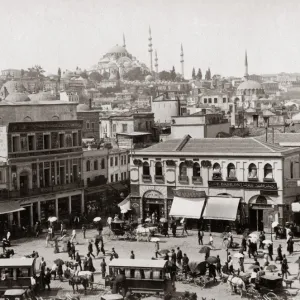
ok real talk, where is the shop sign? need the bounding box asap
[251,204,273,210]
[146,199,164,205]
[173,189,206,198]
[144,190,163,199]
[131,203,139,208]
[260,190,278,196]
[208,180,277,190]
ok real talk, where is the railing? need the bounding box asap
[178,175,189,184]
[142,175,152,182]
[154,175,164,183]
[212,173,222,181]
[192,176,202,184]
[226,177,238,181]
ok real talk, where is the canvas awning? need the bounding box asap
[169,196,205,219]
[0,201,25,215]
[292,202,300,212]
[203,197,240,221]
[118,195,131,211]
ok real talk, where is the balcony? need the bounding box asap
[263,177,274,182]
[248,177,259,182]
[154,175,164,183]
[226,177,238,181]
[192,176,202,184]
[212,173,222,181]
[7,181,84,199]
[142,175,152,183]
[178,175,189,184]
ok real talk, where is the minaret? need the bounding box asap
[123,33,126,49]
[154,50,158,74]
[148,27,153,73]
[244,50,249,80]
[180,44,184,79]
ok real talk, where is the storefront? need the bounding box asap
[58,197,69,220]
[40,199,56,224]
[142,190,166,221]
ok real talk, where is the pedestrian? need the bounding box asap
[57,263,63,281]
[163,222,169,237]
[60,222,64,237]
[51,263,57,280]
[281,255,290,279]
[34,222,40,238]
[82,224,86,239]
[238,257,245,273]
[198,229,204,245]
[130,250,135,259]
[181,218,188,236]
[87,253,95,272]
[259,231,265,249]
[75,252,82,271]
[70,243,76,260]
[100,236,106,255]
[287,235,294,255]
[83,257,88,271]
[176,247,183,265]
[112,248,119,258]
[241,236,247,252]
[182,253,189,279]
[107,216,112,230]
[45,232,50,248]
[208,263,217,282]
[171,249,176,265]
[54,238,59,254]
[267,242,273,261]
[40,257,46,273]
[155,241,161,258]
[171,221,177,237]
[253,258,260,267]
[95,237,100,256]
[247,239,253,258]
[275,244,283,263]
[209,234,214,247]
[205,247,210,261]
[100,258,107,279]
[216,255,221,276]
[88,241,95,258]
[263,254,269,267]
[228,256,234,274]
[40,269,45,291]
[70,228,77,243]
[44,268,51,291]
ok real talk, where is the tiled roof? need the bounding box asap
[136,137,291,155]
[254,133,300,146]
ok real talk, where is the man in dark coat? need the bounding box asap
[88,241,95,258]
[176,247,183,265]
[87,254,95,272]
[171,249,176,265]
[100,258,107,278]
[182,253,189,279]
[171,222,177,237]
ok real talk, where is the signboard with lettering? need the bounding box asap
[208,180,278,191]
[173,189,206,198]
[144,190,163,199]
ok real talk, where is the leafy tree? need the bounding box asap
[21,69,25,78]
[158,70,172,81]
[123,67,147,81]
[58,67,61,78]
[27,65,45,79]
[80,70,88,79]
[192,67,196,79]
[205,68,211,80]
[89,72,103,82]
[102,71,110,80]
[196,68,202,80]
[170,66,176,81]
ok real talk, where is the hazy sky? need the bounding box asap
[0,0,299,78]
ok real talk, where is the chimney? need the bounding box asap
[89,98,92,109]
[253,114,259,127]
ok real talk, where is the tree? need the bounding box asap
[28,65,45,79]
[205,68,211,80]
[89,72,103,82]
[196,68,202,80]
[123,67,148,81]
[80,70,88,79]
[170,66,176,81]
[58,67,61,78]
[20,69,25,78]
[158,70,172,81]
[192,67,196,79]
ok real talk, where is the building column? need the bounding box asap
[68,196,72,214]
[164,199,168,218]
[54,160,58,185]
[30,205,33,227]
[17,211,21,227]
[37,162,40,188]
[37,201,41,221]
[68,159,71,183]
[55,198,59,219]
[81,192,84,213]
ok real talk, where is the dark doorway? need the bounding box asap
[20,175,29,196]
[149,204,162,222]
[249,209,263,231]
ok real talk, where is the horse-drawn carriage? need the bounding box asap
[108,220,137,240]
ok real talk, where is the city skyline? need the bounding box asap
[0,0,300,77]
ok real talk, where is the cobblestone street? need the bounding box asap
[7,228,300,299]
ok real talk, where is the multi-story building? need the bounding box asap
[262,81,279,95]
[0,97,84,229]
[1,69,22,79]
[136,95,151,108]
[108,148,130,183]
[199,92,231,111]
[129,135,300,231]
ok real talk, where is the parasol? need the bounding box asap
[248,265,260,271]
[160,218,167,223]
[159,249,170,255]
[54,258,64,266]
[199,246,212,253]
[266,265,278,272]
[262,240,272,244]
[121,209,128,214]
[272,221,279,228]
[234,253,244,258]
[48,216,57,222]
[93,217,101,222]
[248,233,258,240]
[150,237,160,242]
[206,256,218,264]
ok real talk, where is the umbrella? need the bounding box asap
[262,240,272,244]
[121,209,128,214]
[48,216,57,222]
[272,221,279,228]
[199,246,212,254]
[248,265,260,271]
[145,218,151,222]
[150,237,160,242]
[234,253,244,258]
[54,258,64,266]
[93,217,101,222]
[266,265,278,272]
[160,218,167,223]
[159,249,170,255]
[248,233,258,239]
[206,256,218,264]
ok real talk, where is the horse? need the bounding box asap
[136,226,151,242]
[227,275,246,297]
[68,275,89,294]
[64,268,94,287]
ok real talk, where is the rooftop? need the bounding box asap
[254,133,300,147]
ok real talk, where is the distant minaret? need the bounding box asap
[180,44,184,79]
[148,27,153,73]
[244,50,249,80]
[123,33,126,49]
[154,50,158,73]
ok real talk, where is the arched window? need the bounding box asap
[212,163,222,180]
[264,163,273,180]
[193,163,200,177]
[179,162,187,177]
[86,160,90,172]
[227,163,236,180]
[94,160,98,171]
[101,158,105,169]
[248,163,257,180]
[291,161,294,179]
[155,162,162,176]
[143,162,150,176]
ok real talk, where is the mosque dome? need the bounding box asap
[237,80,262,91]
[5,92,30,103]
[107,45,128,54]
[145,75,154,82]
[123,61,131,68]
[28,91,57,102]
[62,70,74,79]
[1,80,26,95]
[77,103,90,112]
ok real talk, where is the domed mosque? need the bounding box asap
[236,51,265,108]
[96,34,149,80]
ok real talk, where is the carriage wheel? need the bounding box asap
[246,286,260,299]
[197,277,207,288]
[265,292,279,300]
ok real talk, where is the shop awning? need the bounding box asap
[292,202,300,212]
[169,196,205,219]
[203,197,240,221]
[0,201,25,215]
[118,195,131,211]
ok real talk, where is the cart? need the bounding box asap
[108,221,136,240]
[4,289,26,300]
